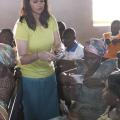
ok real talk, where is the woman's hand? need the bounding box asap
[38,51,56,62]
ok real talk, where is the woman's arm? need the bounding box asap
[16,40,38,65]
[16,40,56,65]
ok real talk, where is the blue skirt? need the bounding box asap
[22,74,60,120]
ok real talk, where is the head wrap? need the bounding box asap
[0,43,16,66]
[84,38,107,57]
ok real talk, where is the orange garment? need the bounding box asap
[103,32,120,59]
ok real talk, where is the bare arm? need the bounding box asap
[16,40,38,65]
[16,40,56,65]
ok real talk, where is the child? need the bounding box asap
[57,28,84,112]
[62,28,84,60]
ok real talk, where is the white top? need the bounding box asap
[63,41,84,60]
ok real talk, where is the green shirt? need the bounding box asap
[14,16,58,78]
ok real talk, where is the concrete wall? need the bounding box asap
[0,0,110,44]
[0,0,20,29]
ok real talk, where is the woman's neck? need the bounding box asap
[33,13,41,25]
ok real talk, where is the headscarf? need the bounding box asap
[84,38,107,57]
[0,43,16,66]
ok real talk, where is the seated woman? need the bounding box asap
[71,38,110,120]
[57,38,118,120]
[0,43,16,120]
[97,70,120,120]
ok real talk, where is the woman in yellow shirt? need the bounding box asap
[13,0,64,119]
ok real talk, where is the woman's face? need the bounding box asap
[102,80,118,106]
[30,0,45,15]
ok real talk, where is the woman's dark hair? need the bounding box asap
[108,70,120,98]
[0,29,15,47]
[20,0,50,30]
[111,20,120,36]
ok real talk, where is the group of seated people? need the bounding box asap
[54,20,120,120]
[0,19,120,120]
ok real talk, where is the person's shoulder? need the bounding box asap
[49,14,57,23]
[13,18,29,37]
[14,18,28,30]
[78,43,84,48]
[48,15,58,30]
[50,14,56,20]
[15,18,27,26]
[76,41,84,48]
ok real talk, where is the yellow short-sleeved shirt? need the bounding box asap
[13,16,58,78]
